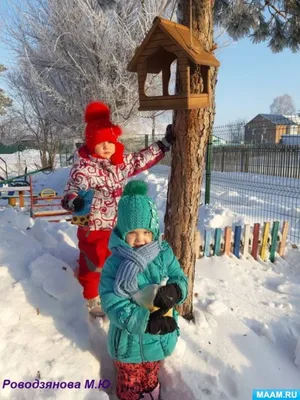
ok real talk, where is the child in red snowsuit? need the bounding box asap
[62,101,173,316]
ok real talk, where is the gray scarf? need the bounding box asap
[112,241,160,298]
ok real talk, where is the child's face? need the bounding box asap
[126,229,153,248]
[94,142,116,159]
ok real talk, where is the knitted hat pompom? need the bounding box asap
[85,101,110,123]
[122,180,148,197]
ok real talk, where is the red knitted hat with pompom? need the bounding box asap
[84,101,124,164]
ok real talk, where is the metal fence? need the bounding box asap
[210,115,300,244]
[120,122,300,244]
[8,117,298,244]
[212,145,300,179]
[58,142,76,167]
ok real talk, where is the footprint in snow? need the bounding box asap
[218,367,239,398]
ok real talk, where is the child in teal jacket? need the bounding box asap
[100,180,188,400]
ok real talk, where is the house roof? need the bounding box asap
[128,16,220,72]
[260,114,296,125]
[284,115,300,124]
[247,114,298,126]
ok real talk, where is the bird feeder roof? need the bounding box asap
[128,16,220,72]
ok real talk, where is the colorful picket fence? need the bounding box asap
[197,221,289,263]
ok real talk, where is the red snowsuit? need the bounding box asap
[62,143,165,299]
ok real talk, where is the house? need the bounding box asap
[245,114,300,144]
[283,115,300,135]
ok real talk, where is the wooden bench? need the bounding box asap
[0,193,39,206]
[31,197,72,222]
[29,176,72,222]
[0,186,31,207]
[0,178,72,223]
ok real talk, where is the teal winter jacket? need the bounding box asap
[99,230,188,363]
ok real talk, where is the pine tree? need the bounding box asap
[215,0,300,52]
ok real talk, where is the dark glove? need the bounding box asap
[156,124,174,152]
[146,309,177,335]
[72,196,84,212]
[153,283,182,310]
[164,124,174,145]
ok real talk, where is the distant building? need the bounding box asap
[245,114,300,144]
[283,115,300,135]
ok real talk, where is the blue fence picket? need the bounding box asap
[200,221,286,263]
[233,225,242,258]
[214,228,222,256]
[204,230,211,257]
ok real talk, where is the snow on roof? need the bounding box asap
[259,114,296,125]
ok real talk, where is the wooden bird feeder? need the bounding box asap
[127,17,220,111]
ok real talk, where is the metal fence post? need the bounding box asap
[221,146,225,172]
[145,134,149,147]
[205,133,213,205]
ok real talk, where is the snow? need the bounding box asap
[1,165,300,399]
[2,148,300,243]
[122,116,169,137]
[208,171,300,244]
[0,150,62,177]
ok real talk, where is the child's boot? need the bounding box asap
[140,382,161,400]
[86,295,105,317]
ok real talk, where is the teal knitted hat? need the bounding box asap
[116,180,160,240]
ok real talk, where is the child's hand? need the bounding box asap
[153,283,181,309]
[63,193,85,212]
[146,310,177,335]
[165,124,174,145]
[72,196,84,212]
[158,124,174,151]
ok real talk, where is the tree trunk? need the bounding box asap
[40,147,48,168]
[48,139,59,168]
[164,0,218,320]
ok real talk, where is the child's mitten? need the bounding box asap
[73,189,94,216]
[164,124,174,146]
[153,283,181,310]
[62,193,84,212]
[157,124,174,152]
[72,197,85,212]
[145,309,177,335]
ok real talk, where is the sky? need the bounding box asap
[1,2,300,127]
[214,38,300,125]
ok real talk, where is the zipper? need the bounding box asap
[114,328,121,356]
[139,335,145,362]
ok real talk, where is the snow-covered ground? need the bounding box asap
[0,150,62,178]
[0,165,300,400]
[209,171,300,244]
[2,148,299,243]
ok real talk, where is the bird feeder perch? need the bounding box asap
[127,16,220,111]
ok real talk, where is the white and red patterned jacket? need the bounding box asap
[62,143,165,231]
